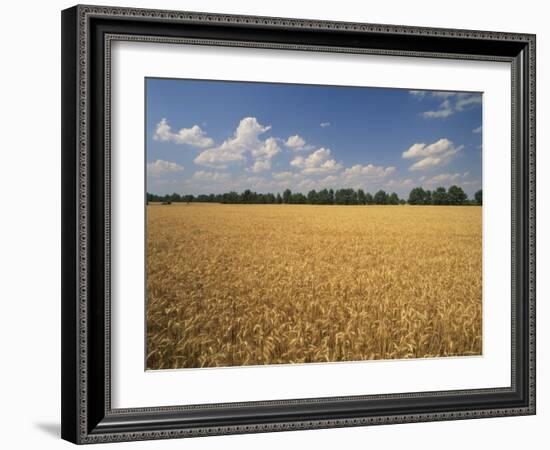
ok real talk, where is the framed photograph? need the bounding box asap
[61,4,536,444]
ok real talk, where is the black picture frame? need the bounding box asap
[61,4,536,444]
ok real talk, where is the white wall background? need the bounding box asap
[0,0,546,448]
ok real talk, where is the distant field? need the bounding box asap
[146,203,482,369]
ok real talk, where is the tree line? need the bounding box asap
[147,186,482,206]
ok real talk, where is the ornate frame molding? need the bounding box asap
[61,5,536,444]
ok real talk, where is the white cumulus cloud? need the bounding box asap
[284,134,312,151]
[384,178,415,189]
[419,173,480,192]
[409,90,427,98]
[402,138,463,171]
[422,172,462,186]
[147,159,184,177]
[431,91,458,98]
[456,94,482,111]
[272,171,299,180]
[248,137,281,173]
[251,137,281,159]
[153,119,214,148]
[303,159,343,175]
[194,117,272,168]
[191,171,230,182]
[422,99,454,119]
[411,92,482,119]
[248,159,272,173]
[462,180,481,187]
[343,164,396,179]
[290,148,343,174]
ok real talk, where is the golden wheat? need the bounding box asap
[146,203,482,369]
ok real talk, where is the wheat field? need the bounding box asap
[146,203,482,369]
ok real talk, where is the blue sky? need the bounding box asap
[146,78,482,198]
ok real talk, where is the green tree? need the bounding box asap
[351,189,359,205]
[241,189,253,204]
[328,189,335,205]
[357,189,367,205]
[169,192,181,202]
[220,192,235,203]
[282,189,292,204]
[424,190,432,205]
[388,192,399,205]
[365,192,374,205]
[151,185,475,206]
[474,189,482,205]
[290,192,307,204]
[335,188,356,205]
[408,187,426,205]
[307,190,318,204]
[432,187,448,205]
[317,189,330,204]
[374,190,388,205]
[447,185,468,205]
